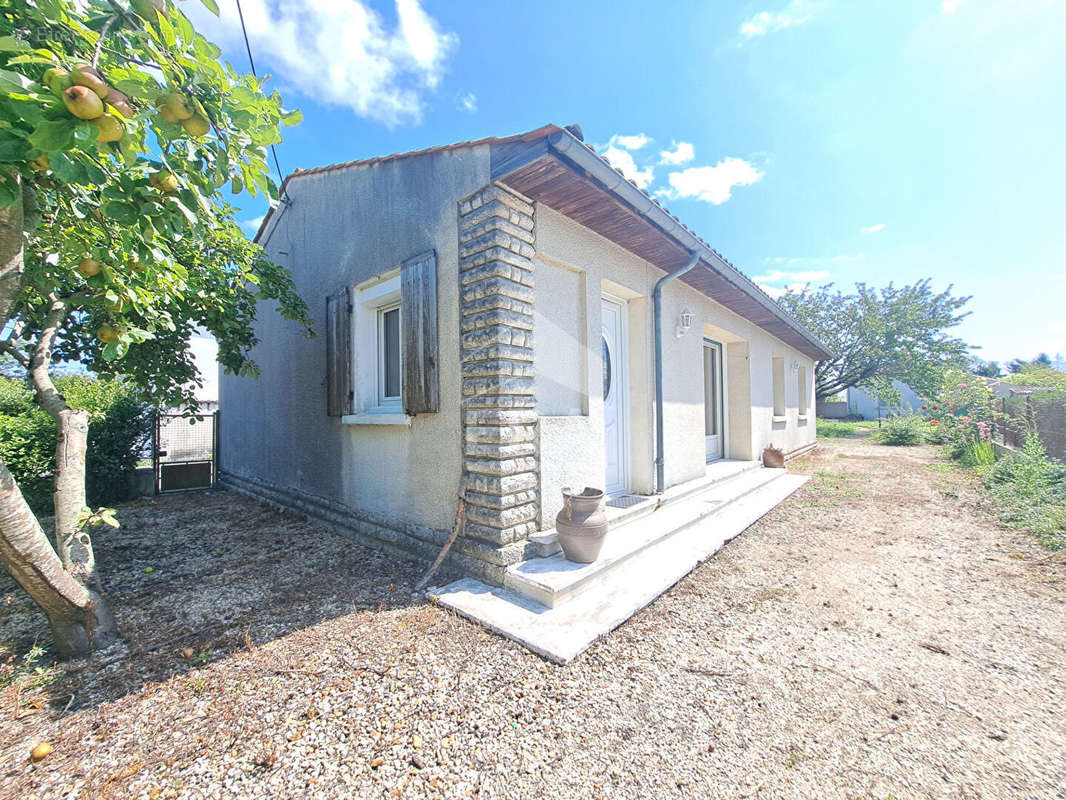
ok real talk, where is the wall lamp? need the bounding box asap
[676,308,695,338]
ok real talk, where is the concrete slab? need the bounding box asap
[431,473,810,663]
[504,468,787,607]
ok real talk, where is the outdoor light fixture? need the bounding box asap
[676,308,695,338]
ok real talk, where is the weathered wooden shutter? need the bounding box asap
[401,250,439,414]
[325,288,352,417]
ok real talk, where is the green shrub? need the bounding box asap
[962,438,996,467]
[817,419,873,438]
[983,436,1066,549]
[876,414,928,446]
[0,375,152,514]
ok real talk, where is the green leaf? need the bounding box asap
[280,109,302,126]
[198,0,221,15]
[0,68,36,93]
[104,201,139,225]
[0,36,30,52]
[28,119,75,151]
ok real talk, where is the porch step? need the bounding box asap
[431,472,810,664]
[528,459,762,557]
[507,467,787,608]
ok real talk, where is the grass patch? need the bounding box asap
[804,470,864,506]
[980,437,1066,550]
[873,415,929,446]
[817,419,875,438]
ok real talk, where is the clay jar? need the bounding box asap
[555,487,608,563]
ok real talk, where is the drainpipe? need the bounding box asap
[653,251,701,494]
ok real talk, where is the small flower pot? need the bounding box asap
[555,487,608,563]
[762,445,784,468]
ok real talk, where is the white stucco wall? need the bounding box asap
[219,146,491,533]
[533,204,816,526]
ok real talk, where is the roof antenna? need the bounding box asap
[564,124,584,142]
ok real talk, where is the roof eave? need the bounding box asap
[536,130,835,361]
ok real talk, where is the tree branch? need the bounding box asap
[28,295,71,424]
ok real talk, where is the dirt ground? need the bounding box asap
[1,438,1064,799]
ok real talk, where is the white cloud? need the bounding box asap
[763,253,865,266]
[740,0,816,37]
[185,0,457,126]
[753,269,831,283]
[602,146,655,189]
[941,0,966,14]
[457,91,477,113]
[607,133,651,151]
[659,141,695,165]
[664,158,764,205]
[861,223,887,234]
[241,215,265,236]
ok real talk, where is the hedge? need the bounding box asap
[0,375,152,514]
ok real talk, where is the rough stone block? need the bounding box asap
[464,425,537,444]
[462,375,535,397]
[459,261,534,289]
[460,308,534,334]
[464,471,538,496]
[464,441,537,460]
[461,344,535,365]
[461,277,534,305]
[463,408,538,426]
[465,456,537,476]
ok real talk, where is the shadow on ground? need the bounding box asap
[0,490,448,712]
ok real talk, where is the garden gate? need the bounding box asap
[154,410,218,492]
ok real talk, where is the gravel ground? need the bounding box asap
[1,438,1064,799]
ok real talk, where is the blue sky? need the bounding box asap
[188,0,1066,364]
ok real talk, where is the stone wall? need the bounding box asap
[457,184,541,576]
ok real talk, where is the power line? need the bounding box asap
[235,0,284,183]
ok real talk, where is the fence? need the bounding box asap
[154,410,218,492]
[997,390,1066,461]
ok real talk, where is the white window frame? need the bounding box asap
[376,301,402,409]
[772,355,786,421]
[342,271,409,425]
[797,364,809,418]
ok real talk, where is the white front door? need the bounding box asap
[602,296,628,494]
[703,339,724,461]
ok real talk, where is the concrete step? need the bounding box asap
[431,473,810,664]
[528,459,763,558]
[505,467,787,608]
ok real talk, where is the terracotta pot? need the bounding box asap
[762,445,785,468]
[555,487,608,563]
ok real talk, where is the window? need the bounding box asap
[797,365,808,416]
[772,356,786,418]
[377,303,401,406]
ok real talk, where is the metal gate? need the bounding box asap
[155,411,218,493]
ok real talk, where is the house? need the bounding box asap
[221,124,832,661]
[846,380,923,420]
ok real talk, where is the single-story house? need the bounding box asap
[222,124,832,661]
[846,380,924,420]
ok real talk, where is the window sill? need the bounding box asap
[341,412,411,426]
[797,414,809,423]
[771,415,788,424]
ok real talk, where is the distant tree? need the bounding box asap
[777,279,971,402]
[971,358,1002,378]
[1009,353,1053,374]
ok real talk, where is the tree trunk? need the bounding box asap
[30,298,103,583]
[0,172,116,659]
[0,458,116,659]
[54,408,96,581]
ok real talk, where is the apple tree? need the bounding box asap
[0,0,310,658]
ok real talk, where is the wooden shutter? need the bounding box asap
[325,288,352,417]
[401,250,439,414]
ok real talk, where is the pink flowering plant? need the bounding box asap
[923,370,999,464]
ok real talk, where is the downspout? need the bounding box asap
[653,251,701,494]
